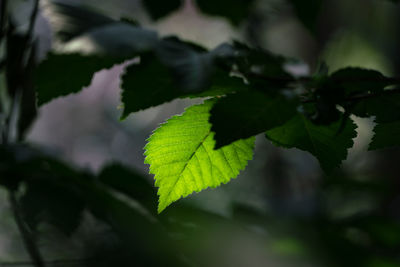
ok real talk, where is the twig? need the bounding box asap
[0,0,8,39]
[0,258,94,266]
[9,191,45,267]
[23,0,40,50]
[301,87,400,104]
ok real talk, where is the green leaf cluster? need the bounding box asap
[31,2,400,213]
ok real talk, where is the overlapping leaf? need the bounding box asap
[351,93,400,123]
[35,53,126,105]
[98,163,157,212]
[370,121,400,150]
[266,114,357,172]
[210,90,298,148]
[36,24,157,105]
[144,100,255,213]
[330,67,391,96]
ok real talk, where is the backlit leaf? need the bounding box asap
[144,100,255,213]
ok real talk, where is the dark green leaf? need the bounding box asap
[288,0,324,33]
[351,92,400,123]
[210,90,298,148]
[330,67,391,96]
[35,53,126,106]
[120,39,246,118]
[36,24,157,105]
[266,114,357,172]
[196,0,255,25]
[142,0,182,20]
[120,54,179,118]
[369,121,400,150]
[98,163,157,212]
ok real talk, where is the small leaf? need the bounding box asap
[266,114,357,172]
[210,90,298,148]
[142,0,182,20]
[196,0,255,25]
[35,23,157,106]
[120,54,179,118]
[369,121,400,150]
[35,53,126,106]
[144,100,255,213]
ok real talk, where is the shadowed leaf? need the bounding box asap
[370,121,400,150]
[210,90,298,148]
[266,114,357,172]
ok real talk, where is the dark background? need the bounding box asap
[0,0,399,266]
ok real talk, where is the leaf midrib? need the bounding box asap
[162,130,211,203]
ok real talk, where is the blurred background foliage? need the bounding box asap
[0,0,400,266]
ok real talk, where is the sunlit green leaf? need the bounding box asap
[145,100,255,213]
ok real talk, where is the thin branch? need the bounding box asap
[9,191,45,267]
[248,72,400,85]
[17,0,40,67]
[24,0,40,48]
[0,258,94,266]
[301,87,400,104]
[0,0,8,39]
[0,58,5,70]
